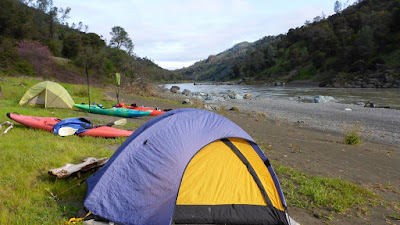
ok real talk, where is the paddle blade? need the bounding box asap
[114,118,127,126]
[58,127,79,136]
[105,118,127,127]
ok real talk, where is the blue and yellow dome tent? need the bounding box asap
[84,108,289,225]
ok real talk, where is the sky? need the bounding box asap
[52,0,357,70]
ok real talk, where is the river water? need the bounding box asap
[163,83,400,109]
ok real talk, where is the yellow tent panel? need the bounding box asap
[177,138,284,211]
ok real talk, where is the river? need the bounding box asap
[163,83,400,109]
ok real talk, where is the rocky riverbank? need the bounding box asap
[319,68,400,88]
[163,85,400,145]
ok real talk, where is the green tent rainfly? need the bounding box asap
[19,81,75,109]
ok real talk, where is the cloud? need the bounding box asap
[157,60,199,70]
[53,0,357,70]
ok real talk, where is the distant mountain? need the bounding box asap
[177,41,249,81]
[178,38,277,81]
[179,0,400,88]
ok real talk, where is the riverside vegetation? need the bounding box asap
[179,0,400,87]
[1,76,396,224]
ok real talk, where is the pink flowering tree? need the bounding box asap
[17,40,54,76]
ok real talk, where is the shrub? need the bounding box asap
[126,81,160,97]
[344,123,362,145]
[13,60,36,76]
[0,38,18,68]
[230,106,240,111]
[45,39,63,57]
[16,40,54,76]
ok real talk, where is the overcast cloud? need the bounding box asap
[53,0,357,70]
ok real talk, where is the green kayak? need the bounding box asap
[74,104,151,118]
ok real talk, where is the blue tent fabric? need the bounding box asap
[84,108,285,225]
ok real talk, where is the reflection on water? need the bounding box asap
[163,83,400,109]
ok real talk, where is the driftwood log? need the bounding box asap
[48,157,109,178]
[0,121,14,136]
[364,101,391,108]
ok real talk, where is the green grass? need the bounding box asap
[260,143,376,220]
[0,76,131,224]
[255,146,376,220]
[273,161,376,216]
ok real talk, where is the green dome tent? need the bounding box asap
[19,81,75,109]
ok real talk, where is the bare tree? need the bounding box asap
[334,1,342,14]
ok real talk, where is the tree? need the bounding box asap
[17,40,54,76]
[62,33,82,58]
[264,44,277,67]
[58,7,71,24]
[77,22,83,31]
[35,0,53,12]
[334,1,342,14]
[354,25,375,60]
[314,16,322,23]
[48,6,57,38]
[109,26,134,54]
[29,0,70,39]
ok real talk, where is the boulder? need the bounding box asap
[243,93,253,99]
[205,96,217,101]
[234,94,244,100]
[182,99,194,105]
[217,97,226,101]
[227,90,237,99]
[170,86,180,93]
[204,104,222,111]
[219,94,229,100]
[312,95,336,103]
[182,89,192,96]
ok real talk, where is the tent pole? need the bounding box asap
[86,65,91,113]
[117,85,120,104]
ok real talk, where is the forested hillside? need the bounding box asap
[0,0,179,85]
[179,0,400,87]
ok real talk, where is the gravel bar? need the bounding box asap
[216,97,400,145]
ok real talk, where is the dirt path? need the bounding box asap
[107,90,400,225]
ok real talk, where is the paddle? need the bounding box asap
[58,118,127,136]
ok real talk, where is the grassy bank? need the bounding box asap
[0,76,130,224]
[0,76,387,224]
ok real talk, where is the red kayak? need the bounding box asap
[76,126,132,137]
[7,113,133,138]
[115,103,165,116]
[6,113,61,131]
